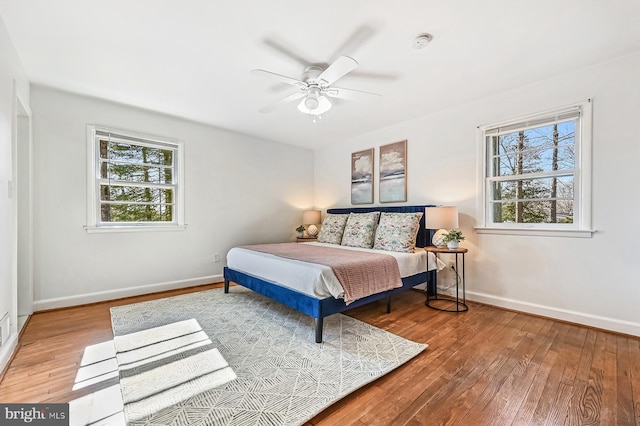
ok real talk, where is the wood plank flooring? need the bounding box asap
[0,283,638,425]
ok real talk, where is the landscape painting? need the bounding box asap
[351,148,374,204]
[379,140,407,203]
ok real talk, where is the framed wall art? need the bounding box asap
[379,140,407,203]
[350,148,374,204]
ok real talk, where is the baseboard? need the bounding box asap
[0,333,18,380]
[33,275,223,312]
[467,290,640,337]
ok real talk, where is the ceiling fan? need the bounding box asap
[251,55,381,121]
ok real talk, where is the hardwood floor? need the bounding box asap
[1,283,638,425]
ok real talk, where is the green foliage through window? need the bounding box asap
[487,117,577,224]
[97,135,177,223]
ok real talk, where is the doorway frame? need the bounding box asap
[11,81,33,336]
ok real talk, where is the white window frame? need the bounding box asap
[476,100,594,238]
[85,125,186,233]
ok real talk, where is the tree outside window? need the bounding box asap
[480,100,592,235]
[99,140,175,223]
[489,121,575,224]
[86,126,184,231]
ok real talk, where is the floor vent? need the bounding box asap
[0,312,9,348]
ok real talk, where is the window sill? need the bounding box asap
[474,227,595,238]
[84,224,188,234]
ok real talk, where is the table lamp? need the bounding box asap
[425,206,458,248]
[302,210,322,237]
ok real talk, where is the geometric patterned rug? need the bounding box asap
[113,318,238,423]
[110,286,427,425]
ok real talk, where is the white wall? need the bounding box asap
[31,86,314,309]
[0,15,30,371]
[315,50,640,336]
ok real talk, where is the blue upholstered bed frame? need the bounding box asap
[223,205,436,343]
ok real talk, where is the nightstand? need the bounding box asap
[296,236,318,243]
[424,245,468,312]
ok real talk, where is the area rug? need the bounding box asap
[110,287,427,425]
[114,318,237,422]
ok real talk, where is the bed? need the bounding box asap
[223,205,438,342]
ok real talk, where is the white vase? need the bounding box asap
[297,231,304,238]
[447,241,459,250]
[307,224,318,237]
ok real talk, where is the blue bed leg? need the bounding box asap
[315,317,323,343]
[387,295,391,314]
[224,279,229,293]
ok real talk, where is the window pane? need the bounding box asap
[538,145,574,171]
[101,162,173,184]
[491,176,574,202]
[100,185,173,204]
[100,203,173,222]
[494,120,575,177]
[99,140,173,166]
[491,180,516,201]
[491,199,573,224]
[483,102,589,230]
[92,127,181,227]
[495,132,521,155]
[496,146,574,177]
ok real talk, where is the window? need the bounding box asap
[86,126,185,232]
[478,100,593,237]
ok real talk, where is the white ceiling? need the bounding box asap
[2,1,640,150]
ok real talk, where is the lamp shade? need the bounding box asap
[424,206,459,230]
[302,210,322,225]
[425,206,459,247]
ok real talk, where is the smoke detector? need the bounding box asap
[412,33,433,49]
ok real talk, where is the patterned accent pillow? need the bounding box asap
[373,212,423,253]
[340,211,381,248]
[317,213,349,244]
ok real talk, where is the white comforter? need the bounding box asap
[226,242,445,299]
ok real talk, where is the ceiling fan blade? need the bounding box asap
[347,71,398,81]
[325,87,382,101]
[263,38,313,67]
[328,25,376,63]
[258,92,306,113]
[317,56,358,86]
[250,69,307,90]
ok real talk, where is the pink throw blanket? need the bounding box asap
[240,243,402,304]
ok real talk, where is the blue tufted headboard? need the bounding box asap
[326,204,436,248]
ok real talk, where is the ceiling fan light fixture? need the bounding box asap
[252,55,380,117]
[304,92,320,110]
[297,94,332,115]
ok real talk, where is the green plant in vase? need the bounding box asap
[443,229,464,249]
